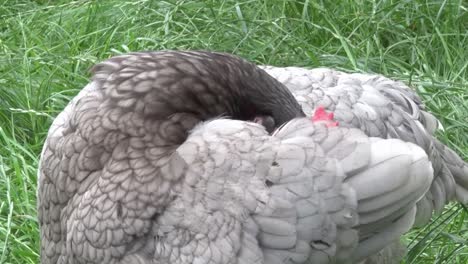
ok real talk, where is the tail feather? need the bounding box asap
[420,111,443,134]
[434,139,468,203]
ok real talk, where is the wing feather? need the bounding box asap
[261,66,468,227]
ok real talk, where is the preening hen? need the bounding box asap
[37,51,468,264]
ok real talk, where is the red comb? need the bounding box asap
[312,106,339,127]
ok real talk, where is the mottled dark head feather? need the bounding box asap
[91,50,305,134]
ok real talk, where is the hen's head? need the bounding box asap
[91,51,305,139]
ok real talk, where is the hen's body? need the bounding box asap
[38,51,468,264]
[261,66,468,225]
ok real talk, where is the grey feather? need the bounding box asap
[262,66,468,220]
[38,51,304,264]
[38,52,466,264]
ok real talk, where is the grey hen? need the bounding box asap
[37,51,466,264]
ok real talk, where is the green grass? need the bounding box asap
[0,0,466,263]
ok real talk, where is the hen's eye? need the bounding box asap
[253,115,275,133]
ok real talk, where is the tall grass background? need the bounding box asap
[0,0,466,263]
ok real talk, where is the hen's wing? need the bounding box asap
[261,66,468,226]
[167,117,432,264]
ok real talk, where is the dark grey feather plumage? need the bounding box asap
[38,51,305,264]
[38,52,467,264]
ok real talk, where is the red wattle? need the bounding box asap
[311,106,339,127]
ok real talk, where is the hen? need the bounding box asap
[38,51,468,264]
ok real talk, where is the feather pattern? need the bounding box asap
[38,51,466,264]
[261,66,468,227]
[38,51,305,264]
[165,118,432,264]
